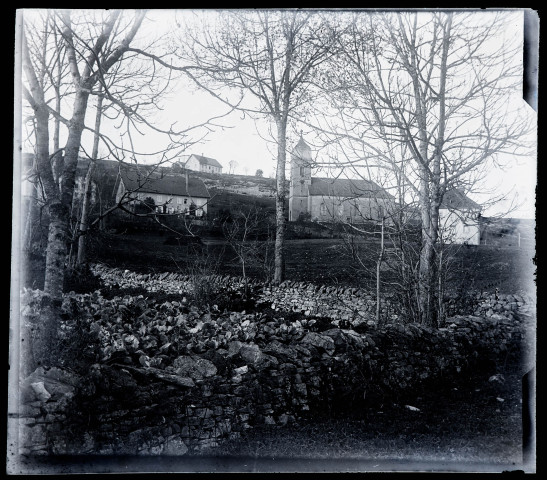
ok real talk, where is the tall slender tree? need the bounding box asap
[169,10,337,283]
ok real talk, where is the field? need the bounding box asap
[80,231,536,297]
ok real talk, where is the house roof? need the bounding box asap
[119,167,210,198]
[440,189,481,211]
[308,177,395,200]
[188,154,223,169]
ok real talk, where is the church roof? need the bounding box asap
[440,188,481,211]
[308,177,394,199]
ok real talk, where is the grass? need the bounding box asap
[81,231,535,295]
[24,227,535,297]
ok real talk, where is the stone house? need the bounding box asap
[438,188,481,245]
[288,137,395,223]
[114,166,211,217]
[185,154,223,174]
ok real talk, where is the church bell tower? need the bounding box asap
[289,135,312,222]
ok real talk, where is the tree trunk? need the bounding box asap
[35,200,69,367]
[273,119,287,284]
[419,203,440,327]
[23,159,40,251]
[43,83,90,298]
[76,161,95,265]
[438,247,444,321]
[43,201,69,299]
[76,92,103,265]
[376,216,385,324]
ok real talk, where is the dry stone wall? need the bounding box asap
[17,286,533,457]
[90,264,534,324]
[16,266,534,456]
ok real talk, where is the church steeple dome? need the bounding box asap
[293,133,311,157]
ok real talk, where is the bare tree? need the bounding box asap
[20,9,233,364]
[23,10,145,301]
[310,10,534,326]
[170,10,337,284]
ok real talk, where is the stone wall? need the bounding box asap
[16,265,533,456]
[17,302,531,456]
[90,265,534,325]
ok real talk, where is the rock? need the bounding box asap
[233,365,248,376]
[264,415,276,425]
[263,341,299,361]
[173,356,217,380]
[301,332,335,355]
[404,405,421,412]
[30,382,51,402]
[227,341,245,357]
[294,383,307,396]
[323,328,346,345]
[278,413,296,425]
[21,367,80,404]
[238,344,264,365]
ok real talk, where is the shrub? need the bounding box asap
[64,264,102,294]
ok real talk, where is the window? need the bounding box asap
[177,197,182,204]
[299,166,305,176]
[157,195,163,202]
[320,202,327,216]
[184,198,188,204]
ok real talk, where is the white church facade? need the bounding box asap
[288,137,395,224]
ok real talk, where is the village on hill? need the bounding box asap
[23,137,534,248]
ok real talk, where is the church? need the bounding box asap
[288,137,395,223]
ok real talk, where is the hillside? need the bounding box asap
[196,171,281,197]
[193,171,288,219]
